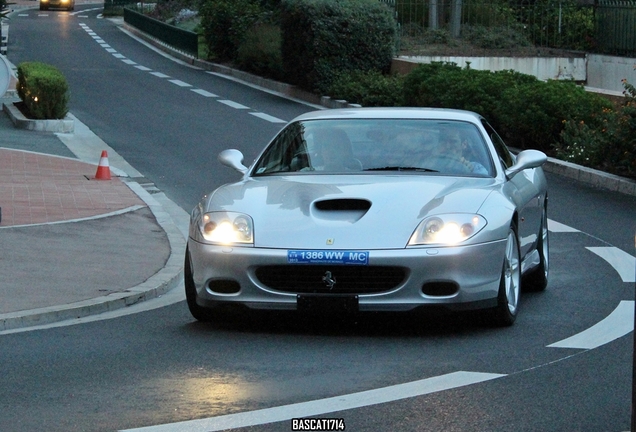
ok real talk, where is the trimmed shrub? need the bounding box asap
[402,62,536,131]
[497,79,613,152]
[400,62,614,153]
[16,62,69,120]
[280,0,398,94]
[327,69,405,107]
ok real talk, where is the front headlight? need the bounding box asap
[198,211,253,245]
[409,214,487,246]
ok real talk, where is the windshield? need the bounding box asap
[252,119,494,177]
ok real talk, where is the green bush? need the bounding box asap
[16,62,69,120]
[461,24,531,49]
[497,79,612,152]
[199,0,262,61]
[235,22,284,81]
[402,62,536,131]
[327,70,405,107]
[555,80,636,178]
[280,0,397,94]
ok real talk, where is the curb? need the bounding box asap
[544,156,636,196]
[3,101,75,133]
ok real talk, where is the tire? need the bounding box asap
[523,202,549,292]
[491,224,521,326]
[184,246,214,322]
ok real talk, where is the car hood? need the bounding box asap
[204,175,498,249]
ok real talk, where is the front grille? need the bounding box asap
[255,265,406,294]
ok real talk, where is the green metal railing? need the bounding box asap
[123,7,198,58]
[379,0,636,56]
[597,1,636,56]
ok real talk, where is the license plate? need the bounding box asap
[297,295,359,314]
[287,250,369,265]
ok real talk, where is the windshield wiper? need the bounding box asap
[365,166,439,172]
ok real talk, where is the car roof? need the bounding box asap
[291,107,485,123]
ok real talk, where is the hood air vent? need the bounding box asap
[312,199,371,223]
[314,199,371,211]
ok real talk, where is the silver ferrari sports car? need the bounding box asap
[186,108,549,326]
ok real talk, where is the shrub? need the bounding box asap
[402,62,536,130]
[280,0,397,94]
[327,70,405,107]
[235,22,284,81]
[497,79,612,152]
[461,24,531,49]
[555,80,636,178]
[16,62,69,120]
[199,0,262,61]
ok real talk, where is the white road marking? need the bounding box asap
[190,88,218,97]
[150,72,170,78]
[548,219,579,233]
[122,59,137,65]
[99,43,111,48]
[169,79,191,87]
[250,112,286,123]
[218,100,249,109]
[120,371,505,432]
[548,301,634,349]
[586,247,636,282]
[113,53,126,59]
[105,48,117,53]
[135,65,152,71]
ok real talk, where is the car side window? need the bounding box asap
[482,121,514,169]
[254,123,309,174]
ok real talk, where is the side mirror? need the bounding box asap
[505,149,547,179]
[218,149,248,174]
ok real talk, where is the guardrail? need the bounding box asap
[122,7,198,58]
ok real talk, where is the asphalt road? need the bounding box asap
[2,6,635,432]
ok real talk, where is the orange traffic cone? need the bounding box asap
[94,150,112,180]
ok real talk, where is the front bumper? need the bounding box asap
[188,238,507,313]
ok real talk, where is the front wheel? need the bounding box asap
[523,202,549,291]
[184,246,214,322]
[490,224,521,326]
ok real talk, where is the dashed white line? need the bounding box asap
[112,53,126,59]
[586,247,636,282]
[150,72,170,78]
[122,59,137,65]
[190,89,218,97]
[250,112,286,123]
[120,371,505,432]
[135,65,152,71]
[548,301,634,349]
[218,100,249,109]
[168,79,191,87]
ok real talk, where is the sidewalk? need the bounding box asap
[0,63,186,332]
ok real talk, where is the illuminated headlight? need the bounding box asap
[409,214,486,246]
[198,212,253,245]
